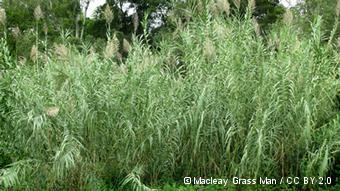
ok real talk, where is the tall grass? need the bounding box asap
[0,5,339,191]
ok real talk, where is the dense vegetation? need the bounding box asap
[0,0,339,190]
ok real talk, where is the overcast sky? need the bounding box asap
[86,0,302,18]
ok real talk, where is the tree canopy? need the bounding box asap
[0,0,338,58]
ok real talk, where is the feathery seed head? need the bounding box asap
[54,44,69,60]
[12,26,21,39]
[0,8,6,26]
[248,0,256,13]
[89,46,96,55]
[209,1,219,16]
[133,13,139,33]
[104,5,113,24]
[283,9,293,25]
[123,38,131,53]
[203,39,216,59]
[215,23,231,39]
[30,45,39,62]
[104,36,119,59]
[45,107,59,117]
[217,0,230,16]
[115,52,123,62]
[86,46,96,64]
[34,5,44,21]
[197,1,204,12]
[252,18,261,36]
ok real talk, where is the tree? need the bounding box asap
[254,0,285,30]
[293,0,339,42]
[1,0,81,57]
[90,0,169,38]
[2,0,81,33]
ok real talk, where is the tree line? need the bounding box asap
[0,0,339,60]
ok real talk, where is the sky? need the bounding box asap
[86,0,302,18]
[87,0,106,17]
[280,0,302,8]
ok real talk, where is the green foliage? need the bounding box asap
[2,0,81,58]
[0,4,339,191]
[254,0,285,30]
[293,0,340,43]
[3,0,80,31]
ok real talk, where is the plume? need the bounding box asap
[34,5,44,21]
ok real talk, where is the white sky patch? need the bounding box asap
[122,2,137,16]
[86,0,106,18]
[280,0,302,8]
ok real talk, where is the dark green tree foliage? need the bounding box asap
[3,0,80,33]
[2,0,81,57]
[253,0,285,30]
[87,3,124,39]
[49,0,81,31]
[293,0,339,42]
[154,0,284,41]
[166,1,285,30]
[92,0,169,38]
[1,0,287,57]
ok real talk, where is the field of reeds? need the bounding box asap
[0,3,339,191]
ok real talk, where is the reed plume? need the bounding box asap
[104,5,113,24]
[209,1,219,16]
[0,8,6,26]
[12,26,21,39]
[283,9,293,25]
[54,43,69,60]
[196,1,204,12]
[86,46,96,64]
[104,36,119,59]
[115,52,123,63]
[30,45,39,62]
[103,5,113,37]
[215,23,231,40]
[248,0,256,13]
[203,39,216,59]
[123,38,131,53]
[34,5,44,21]
[253,18,261,36]
[133,13,139,34]
[217,0,230,16]
[45,107,60,117]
